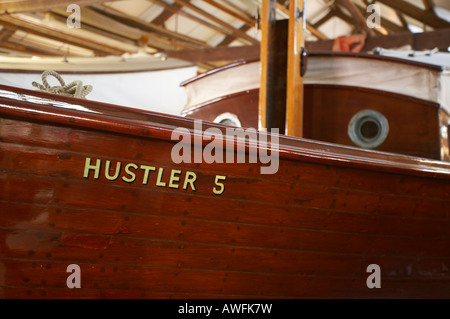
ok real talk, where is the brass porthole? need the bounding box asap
[213,112,242,127]
[348,110,389,149]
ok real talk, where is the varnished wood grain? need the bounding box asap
[0,84,449,298]
[185,84,443,160]
[184,90,259,129]
[303,84,441,159]
[258,0,276,131]
[2,258,449,298]
[286,0,305,138]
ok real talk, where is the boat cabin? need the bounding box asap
[181,51,450,162]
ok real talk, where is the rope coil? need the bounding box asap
[32,70,93,99]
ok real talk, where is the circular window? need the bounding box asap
[348,110,389,149]
[213,112,242,127]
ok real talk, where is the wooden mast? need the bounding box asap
[286,0,305,137]
[259,0,305,137]
[258,0,275,132]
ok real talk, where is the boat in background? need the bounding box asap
[0,53,197,116]
[181,50,450,162]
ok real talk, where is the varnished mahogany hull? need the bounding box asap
[184,85,443,160]
[0,85,449,299]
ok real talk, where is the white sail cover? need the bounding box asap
[182,52,450,114]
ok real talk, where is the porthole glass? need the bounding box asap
[219,119,236,126]
[348,110,389,149]
[213,112,242,127]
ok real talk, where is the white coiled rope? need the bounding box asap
[32,70,93,99]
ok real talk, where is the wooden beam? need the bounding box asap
[218,24,252,46]
[396,11,410,29]
[332,4,383,36]
[52,7,143,41]
[262,19,288,133]
[258,0,291,132]
[337,0,376,35]
[0,15,123,55]
[3,26,93,56]
[152,0,256,48]
[276,1,328,40]
[348,3,388,35]
[413,28,450,51]
[51,7,191,52]
[221,0,255,20]
[361,28,450,51]
[307,28,450,52]
[201,0,255,26]
[312,9,334,29]
[165,28,450,62]
[0,0,123,14]
[0,41,58,56]
[92,4,209,49]
[164,45,260,62]
[285,0,305,138]
[376,0,450,29]
[258,0,275,131]
[47,11,139,47]
[306,22,329,40]
[172,0,259,44]
[422,0,435,11]
[332,6,361,30]
[353,2,409,33]
[150,0,183,25]
[0,27,14,43]
[150,0,233,38]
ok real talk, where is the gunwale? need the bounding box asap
[1,83,450,299]
[1,84,449,180]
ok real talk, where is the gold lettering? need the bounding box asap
[81,157,209,193]
[156,167,166,187]
[140,165,156,184]
[122,163,138,183]
[105,160,121,181]
[169,169,181,189]
[213,175,226,195]
[84,157,101,179]
[183,171,197,191]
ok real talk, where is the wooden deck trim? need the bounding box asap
[180,52,444,87]
[307,51,445,72]
[179,59,258,87]
[182,83,441,115]
[0,84,449,179]
[0,64,195,75]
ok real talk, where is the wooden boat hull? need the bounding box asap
[0,85,449,298]
[183,84,446,160]
[181,54,450,161]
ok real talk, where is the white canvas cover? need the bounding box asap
[0,54,197,116]
[182,53,450,114]
[183,61,261,110]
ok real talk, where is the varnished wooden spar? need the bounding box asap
[286,0,305,138]
[182,84,444,160]
[0,84,450,299]
[258,0,277,132]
